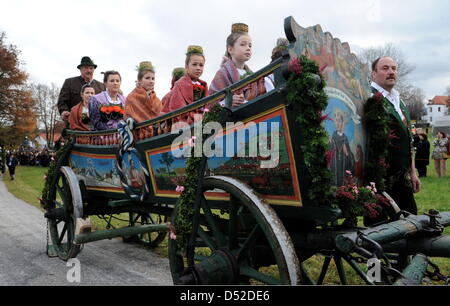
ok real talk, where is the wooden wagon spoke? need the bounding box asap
[58,223,68,245]
[228,196,239,250]
[197,227,218,250]
[239,265,281,285]
[237,225,261,259]
[200,195,227,247]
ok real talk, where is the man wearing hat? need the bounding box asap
[57,56,106,121]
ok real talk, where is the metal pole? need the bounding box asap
[73,223,169,245]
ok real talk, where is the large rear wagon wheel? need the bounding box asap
[47,167,82,260]
[169,176,301,285]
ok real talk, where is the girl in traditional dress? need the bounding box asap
[161,67,185,108]
[125,61,162,123]
[209,23,266,107]
[69,84,96,131]
[89,71,126,130]
[162,46,208,114]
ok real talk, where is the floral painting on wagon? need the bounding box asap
[290,22,371,187]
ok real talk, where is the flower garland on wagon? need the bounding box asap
[40,140,72,210]
[285,55,391,226]
[172,104,224,250]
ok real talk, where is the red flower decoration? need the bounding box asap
[326,149,335,167]
[288,57,303,75]
[388,130,400,140]
[373,92,383,103]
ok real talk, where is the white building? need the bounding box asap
[422,96,449,126]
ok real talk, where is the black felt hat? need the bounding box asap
[77,56,97,69]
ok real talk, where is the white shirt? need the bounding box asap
[371,81,405,121]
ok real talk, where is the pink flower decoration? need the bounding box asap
[188,136,197,147]
[169,232,177,240]
[288,57,303,75]
[203,107,210,113]
[345,170,352,175]
[175,185,185,193]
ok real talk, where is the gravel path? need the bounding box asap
[0,176,173,286]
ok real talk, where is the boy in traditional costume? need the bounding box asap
[69,84,96,131]
[125,61,162,123]
[161,67,185,108]
[209,23,266,107]
[162,46,208,114]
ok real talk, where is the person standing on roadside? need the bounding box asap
[7,153,18,180]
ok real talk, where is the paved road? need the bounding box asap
[0,176,172,286]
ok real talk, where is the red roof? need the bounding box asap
[428,96,450,106]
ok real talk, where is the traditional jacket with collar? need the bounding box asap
[57,76,105,115]
[371,86,413,173]
[162,74,208,113]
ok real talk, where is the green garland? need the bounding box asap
[172,104,224,250]
[40,140,72,210]
[363,92,391,191]
[285,55,335,207]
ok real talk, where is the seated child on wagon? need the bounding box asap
[162,46,208,113]
[89,71,125,131]
[209,23,266,107]
[161,67,185,108]
[69,84,96,131]
[125,61,162,123]
[162,46,208,126]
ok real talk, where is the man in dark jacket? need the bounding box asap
[57,56,105,121]
[370,56,421,214]
[7,154,19,180]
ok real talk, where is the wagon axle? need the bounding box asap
[73,223,170,245]
[178,249,239,285]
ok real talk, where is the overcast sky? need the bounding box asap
[1,0,449,101]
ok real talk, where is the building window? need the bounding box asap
[430,117,432,122]
[429,107,432,112]
[438,107,441,112]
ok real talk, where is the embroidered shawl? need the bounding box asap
[68,102,90,131]
[209,57,266,101]
[125,87,162,123]
[162,75,208,113]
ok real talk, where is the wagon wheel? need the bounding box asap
[123,212,168,248]
[169,176,301,285]
[47,166,82,260]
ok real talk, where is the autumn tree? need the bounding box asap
[0,31,36,149]
[31,82,61,148]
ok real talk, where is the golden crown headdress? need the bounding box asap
[231,23,249,34]
[136,61,155,72]
[186,45,204,56]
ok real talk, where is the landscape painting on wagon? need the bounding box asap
[290,22,372,187]
[146,109,302,206]
[68,152,124,193]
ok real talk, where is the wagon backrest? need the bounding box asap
[285,16,372,187]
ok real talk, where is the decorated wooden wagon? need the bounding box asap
[42,16,450,285]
